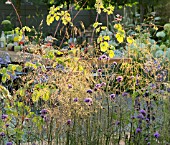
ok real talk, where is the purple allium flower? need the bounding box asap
[110,94,116,99]
[25,118,29,121]
[87,89,93,94]
[1,114,8,120]
[67,119,71,125]
[106,57,110,61]
[131,116,135,119]
[116,76,123,82]
[147,142,151,145]
[68,84,72,89]
[116,121,120,125]
[97,69,102,73]
[5,124,9,127]
[146,118,150,123]
[40,109,48,115]
[100,54,107,59]
[113,61,117,65]
[0,132,5,137]
[122,92,128,97]
[154,131,160,138]
[136,128,142,133]
[73,98,78,102]
[137,113,144,119]
[6,142,13,145]
[94,87,98,91]
[84,98,93,103]
[139,109,146,116]
[95,84,101,88]
[101,82,106,86]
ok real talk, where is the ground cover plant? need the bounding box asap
[0,0,170,145]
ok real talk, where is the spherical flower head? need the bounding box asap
[154,131,160,138]
[110,94,116,99]
[84,98,93,105]
[137,113,144,119]
[84,98,93,103]
[0,132,5,137]
[139,109,146,116]
[6,142,13,145]
[136,128,142,133]
[68,84,72,89]
[146,118,150,123]
[101,82,106,86]
[116,121,120,125]
[73,97,78,102]
[113,61,117,65]
[67,119,71,125]
[1,114,8,120]
[95,84,101,88]
[131,116,135,120]
[40,109,48,115]
[97,69,102,73]
[5,124,9,127]
[25,118,30,122]
[87,89,93,94]
[122,92,128,97]
[116,76,123,82]
[100,54,107,60]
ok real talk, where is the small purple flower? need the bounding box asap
[68,84,72,89]
[67,119,71,125]
[113,61,117,65]
[97,69,102,73]
[101,82,106,86]
[131,116,135,120]
[137,113,144,119]
[116,121,120,125]
[147,142,151,145]
[122,92,128,97]
[136,128,142,133]
[99,54,107,60]
[116,76,123,82]
[110,94,116,99]
[6,142,13,145]
[94,87,98,91]
[139,109,146,116]
[1,114,8,120]
[5,124,9,127]
[84,98,92,103]
[167,88,170,93]
[25,118,30,121]
[146,118,150,123]
[40,109,48,115]
[73,98,78,102]
[0,132,5,137]
[87,89,93,94]
[95,84,101,88]
[154,131,160,138]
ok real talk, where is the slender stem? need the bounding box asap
[10,1,23,28]
[91,13,99,44]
